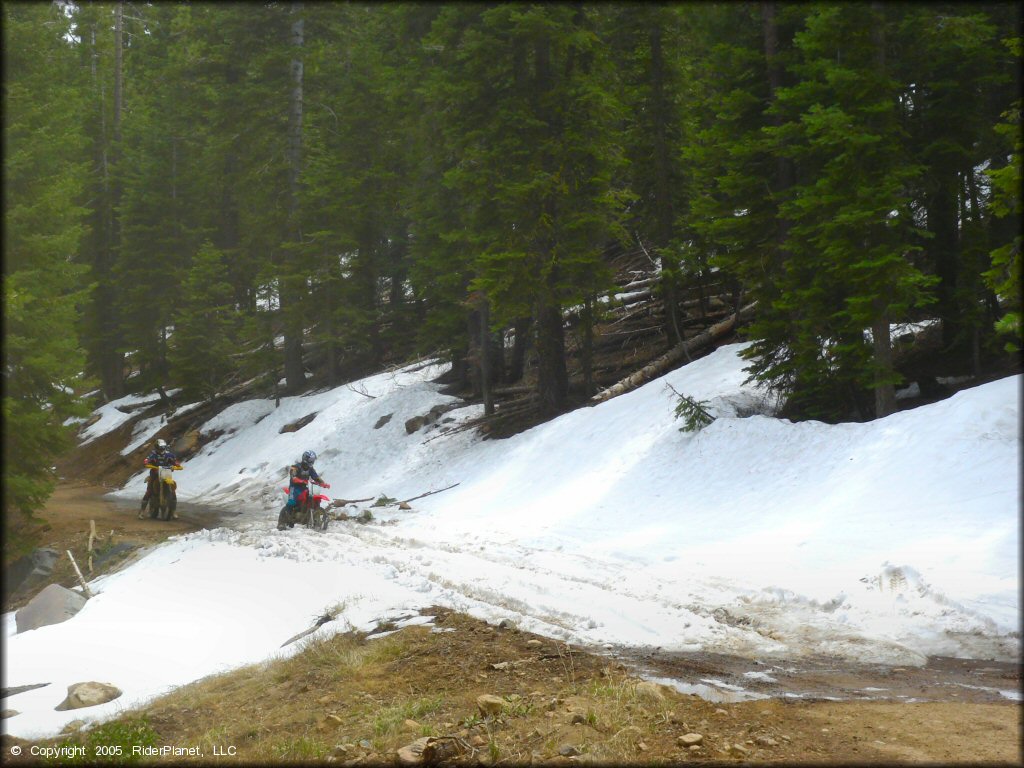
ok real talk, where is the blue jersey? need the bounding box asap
[289,461,323,485]
[145,449,178,467]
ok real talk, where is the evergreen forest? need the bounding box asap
[4,2,1021,537]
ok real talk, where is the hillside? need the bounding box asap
[3,335,1020,751]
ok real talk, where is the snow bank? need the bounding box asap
[4,348,1018,739]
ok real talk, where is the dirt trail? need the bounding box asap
[4,480,241,611]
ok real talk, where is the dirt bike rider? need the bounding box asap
[140,438,179,519]
[277,450,330,530]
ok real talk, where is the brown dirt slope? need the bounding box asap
[3,608,1020,765]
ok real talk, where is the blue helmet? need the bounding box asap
[301,450,317,465]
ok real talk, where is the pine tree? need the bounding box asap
[753,3,935,420]
[421,5,629,416]
[3,2,91,549]
[984,35,1022,351]
[168,241,241,399]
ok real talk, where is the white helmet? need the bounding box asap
[156,438,168,450]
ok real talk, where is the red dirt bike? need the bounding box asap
[143,462,183,520]
[277,476,332,532]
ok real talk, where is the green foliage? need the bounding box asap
[984,38,1022,351]
[671,391,716,433]
[49,717,159,764]
[168,241,242,399]
[6,1,1019,449]
[3,2,91,532]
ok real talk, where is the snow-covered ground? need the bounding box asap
[4,344,1020,738]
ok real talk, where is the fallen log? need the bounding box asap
[330,496,374,508]
[65,550,93,599]
[400,482,460,505]
[590,302,757,405]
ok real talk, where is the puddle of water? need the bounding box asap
[643,673,770,703]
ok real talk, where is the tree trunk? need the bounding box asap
[535,295,568,417]
[102,5,126,398]
[480,299,494,416]
[649,22,680,347]
[283,2,306,392]
[762,1,795,250]
[870,2,896,419]
[591,303,757,404]
[871,302,896,418]
[581,295,595,396]
[508,316,532,383]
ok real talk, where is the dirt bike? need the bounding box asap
[143,463,183,521]
[277,476,331,532]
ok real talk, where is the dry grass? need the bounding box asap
[9,609,1020,766]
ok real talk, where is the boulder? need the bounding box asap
[16,584,88,633]
[374,414,394,429]
[56,682,122,711]
[678,733,703,747]
[476,694,506,717]
[5,547,60,603]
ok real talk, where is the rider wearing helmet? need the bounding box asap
[140,438,179,519]
[278,450,329,530]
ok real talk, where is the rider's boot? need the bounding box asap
[138,499,147,519]
[277,506,292,531]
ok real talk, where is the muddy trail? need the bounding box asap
[10,483,1020,715]
[610,645,1021,707]
[3,482,242,611]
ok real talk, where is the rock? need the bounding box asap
[331,744,351,758]
[373,414,394,429]
[469,735,486,747]
[1,710,18,719]
[319,694,333,705]
[728,743,750,757]
[688,745,701,752]
[569,713,586,725]
[16,584,88,633]
[558,744,581,757]
[678,733,703,747]
[497,619,514,630]
[405,416,428,434]
[637,741,648,752]
[397,737,466,765]
[397,738,430,766]
[754,735,778,747]
[172,429,200,457]
[5,547,60,602]
[61,719,87,733]
[477,694,506,717]
[634,681,666,703]
[527,639,543,647]
[279,412,318,433]
[398,502,412,511]
[56,682,122,711]
[403,719,423,732]
[714,708,728,716]
[358,739,372,750]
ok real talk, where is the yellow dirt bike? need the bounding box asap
[143,463,183,520]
